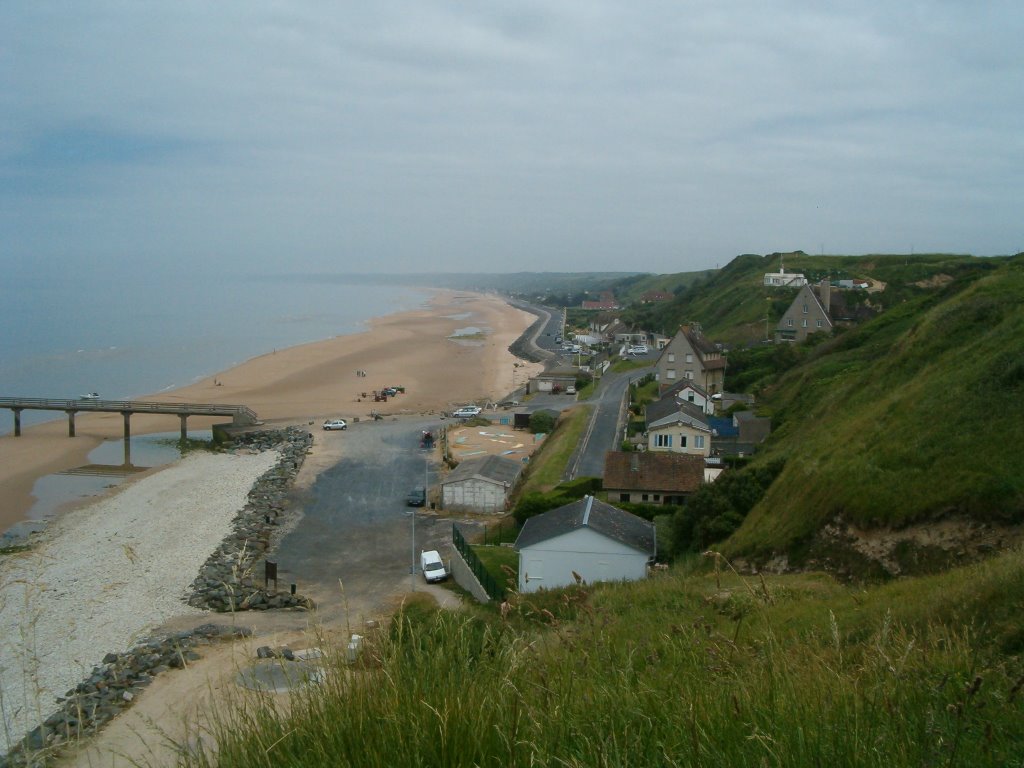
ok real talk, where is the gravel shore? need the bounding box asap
[0,449,279,753]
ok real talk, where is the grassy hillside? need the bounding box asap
[188,548,1024,767]
[621,251,993,344]
[720,257,1024,566]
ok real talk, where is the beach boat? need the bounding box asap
[80,392,100,400]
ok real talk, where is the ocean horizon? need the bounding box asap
[0,268,431,434]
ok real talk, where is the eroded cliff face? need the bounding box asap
[739,514,1024,582]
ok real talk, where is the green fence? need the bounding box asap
[452,524,506,601]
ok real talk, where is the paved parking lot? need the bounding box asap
[273,417,454,623]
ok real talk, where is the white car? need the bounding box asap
[322,419,348,430]
[420,550,448,583]
[629,345,649,355]
[452,406,483,418]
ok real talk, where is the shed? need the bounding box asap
[514,496,655,593]
[441,455,523,514]
[528,367,578,393]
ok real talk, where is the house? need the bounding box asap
[441,455,524,514]
[763,267,808,288]
[639,290,673,303]
[514,495,656,593]
[528,367,578,393]
[654,324,726,395]
[733,410,772,444]
[647,409,712,456]
[674,381,715,415]
[775,280,833,343]
[706,412,770,458]
[603,451,705,505]
[581,291,618,311]
[763,254,808,288]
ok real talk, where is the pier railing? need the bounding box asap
[0,397,257,422]
[0,396,258,440]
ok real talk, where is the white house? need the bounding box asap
[675,381,715,415]
[647,410,713,456]
[441,455,523,514]
[514,496,656,593]
[763,266,808,288]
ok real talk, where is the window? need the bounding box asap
[787,318,794,326]
[667,369,676,380]
[685,353,693,363]
[687,392,695,402]
[680,435,688,448]
[695,435,705,449]
[653,494,661,502]
[802,303,808,314]
[655,434,673,447]
[620,493,630,502]
[816,319,823,327]
[641,494,649,502]
[667,353,675,362]
[802,319,808,328]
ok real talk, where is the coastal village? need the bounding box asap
[3,252,1023,766]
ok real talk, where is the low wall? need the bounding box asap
[449,546,491,604]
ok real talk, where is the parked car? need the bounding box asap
[322,419,347,430]
[406,487,426,506]
[452,405,483,418]
[566,385,576,395]
[628,345,649,355]
[420,550,448,583]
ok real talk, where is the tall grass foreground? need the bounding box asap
[184,574,1023,768]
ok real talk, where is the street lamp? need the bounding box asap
[411,446,430,592]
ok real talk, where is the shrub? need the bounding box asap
[529,410,557,434]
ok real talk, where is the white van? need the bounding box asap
[420,550,448,583]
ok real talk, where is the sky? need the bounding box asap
[2,1,1022,276]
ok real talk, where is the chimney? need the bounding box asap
[819,279,831,314]
[630,453,640,472]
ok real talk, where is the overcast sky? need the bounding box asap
[2,2,1021,276]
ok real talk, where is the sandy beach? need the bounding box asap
[0,290,542,532]
[0,290,543,759]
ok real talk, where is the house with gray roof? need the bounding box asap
[655,324,726,395]
[514,495,656,593]
[441,454,524,514]
[647,408,712,456]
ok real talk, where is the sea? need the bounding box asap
[0,267,430,530]
[0,269,430,430]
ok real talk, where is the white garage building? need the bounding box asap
[440,454,524,514]
[514,496,656,593]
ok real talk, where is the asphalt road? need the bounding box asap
[565,365,653,480]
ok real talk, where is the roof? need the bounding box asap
[707,416,739,438]
[442,455,523,487]
[603,451,705,494]
[533,367,578,380]
[515,495,655,555]
[646,396,707,427]
[648,409,711,432]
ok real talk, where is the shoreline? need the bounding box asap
[0,290,543,534]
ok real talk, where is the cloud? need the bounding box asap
[1,1,1022,274]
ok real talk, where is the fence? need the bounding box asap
[452,524,506,601]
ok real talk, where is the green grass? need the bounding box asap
[471,543,518,591]
[185,548,1024,767]
[516,406,591,496]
